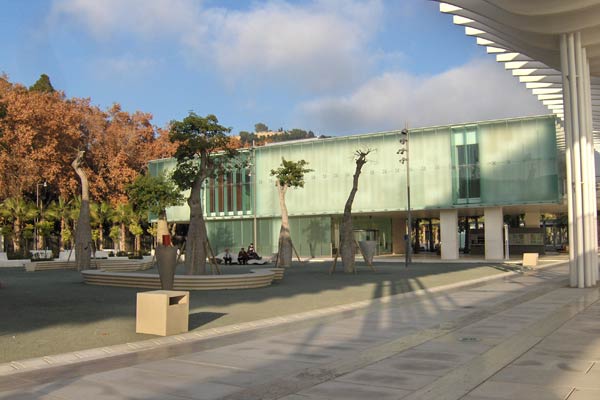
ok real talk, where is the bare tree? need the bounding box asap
[340,149,372,273]
[72,151,92,271]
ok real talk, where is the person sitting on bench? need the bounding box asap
[223,248,233,265]
[247,243,261,260]
[238,248,249,265]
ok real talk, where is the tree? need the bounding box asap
[0,197,37,256]
[170,112,236,275]
[340,149,372,273]
[72,151,92,271]
[86,104,176,205]
[29,74,55,93]
[270,158,312,267]
[128,212,145,255]
[254,122,268,133]
[0,79,87,201]
[91,201,114,250]
[127,173,184,246]
[111,202,133,252]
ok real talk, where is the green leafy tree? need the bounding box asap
[128,214,145,255]
[169,112,236,275]
[90,201,115,250]
[111,202,133,252]
[109,225,120,251]
[270,158,312,267]
[29,74,55,93]
[254,122,268,133]
[37,220,54,250]
[45,197,73,250]
[0,197,37,256]
[127,173,184,247]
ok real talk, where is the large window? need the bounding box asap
[205,168,253,214]
[452,127,480,203]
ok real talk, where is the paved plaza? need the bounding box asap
[2,258,600,399]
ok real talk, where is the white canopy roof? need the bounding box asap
[437,0,600,137]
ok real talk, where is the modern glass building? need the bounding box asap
[149,114,564,261]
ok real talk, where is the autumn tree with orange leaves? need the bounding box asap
[0,74,176,257]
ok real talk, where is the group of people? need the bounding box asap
[222,243,261,265]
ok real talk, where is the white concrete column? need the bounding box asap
[523,212,541,228]
[440,210,458,260]
[392,217,407,255]
[560,32,598,287]
[484,207,504,261]
[583,52,598,284]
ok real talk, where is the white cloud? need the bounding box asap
[49,0,383,92]
[49,0,203,40]
[96,54,162,76]
[296,58,549,135]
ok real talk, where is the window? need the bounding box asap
[205,168,253,215]
[235,171,243,211]
[226,172,233,212]
[452,127,480,203]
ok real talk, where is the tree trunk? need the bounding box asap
[59,218,65,250]
[119,223,126,252]
[98,226,104,250]
[276,182,292,267]
[13,217,22,254]
[340,152,368,273]
[72,151,92,271]
[185,176,208,275]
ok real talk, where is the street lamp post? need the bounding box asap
[250,142,257,250]
[35,181,47,251]
[398,128,411,267]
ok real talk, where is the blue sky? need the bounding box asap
[0,0,546,135]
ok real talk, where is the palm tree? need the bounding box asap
[45,196,73,251]
[0,197,37,256]
[90,201,114,250]
[127,209,145,255]
[111,202,133,252]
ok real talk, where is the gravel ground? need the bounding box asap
[0,260,513,363]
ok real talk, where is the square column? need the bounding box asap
[392,217,407,254]
[440,210,458,260]
[484,207,504,261]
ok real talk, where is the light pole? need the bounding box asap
[250,142,257,250]
[35,181,47,251]
[398,128,411,267]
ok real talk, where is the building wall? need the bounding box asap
[150,114,561,257]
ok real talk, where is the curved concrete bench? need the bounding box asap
[25,259,154,272]
[25,261,77,272]
[81,268,285,290]
[94,259,154,272]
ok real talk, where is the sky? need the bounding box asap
[0,0,547,136]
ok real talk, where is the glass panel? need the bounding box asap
[243,170,252,212]
[235,171,242,211]
[209,178,215,213]
[453,127,480,203]
[226,172,233,212]
[218,174,224,212]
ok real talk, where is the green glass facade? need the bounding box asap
[149,115,561,257]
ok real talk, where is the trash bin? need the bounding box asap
[136,290,189,336]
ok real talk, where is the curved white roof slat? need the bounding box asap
[435,0,600,133]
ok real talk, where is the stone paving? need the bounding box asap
[2,262,600,399]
